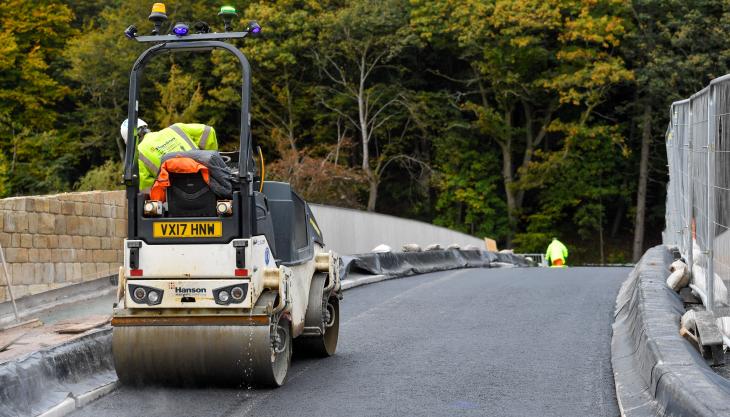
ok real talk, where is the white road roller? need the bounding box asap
[112,4,341,387]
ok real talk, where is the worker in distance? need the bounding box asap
[545,237,569,267]
[120,118,218,193]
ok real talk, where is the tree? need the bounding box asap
[314,0,419,211]
[411,0,633,245]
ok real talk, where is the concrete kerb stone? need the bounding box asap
[4,251,528,417]
[611,245,730,417]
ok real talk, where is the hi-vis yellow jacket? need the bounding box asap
[137,123,218,191]
[545,238,568,266]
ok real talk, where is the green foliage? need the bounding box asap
[1,0,725,262]
[75,159,123,191]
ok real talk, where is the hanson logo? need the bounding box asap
[173,287,206,296]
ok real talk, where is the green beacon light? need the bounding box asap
[218,5,238,32]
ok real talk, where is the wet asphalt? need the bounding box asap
[70,266,627,417]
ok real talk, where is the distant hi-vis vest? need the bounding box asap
[137,123,217,191]
[545,239,568,265]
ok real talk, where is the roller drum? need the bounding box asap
[113,323,290,387]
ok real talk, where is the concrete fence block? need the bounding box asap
[81,263,97,280]
[58,235,73,249]
[65,216,79,235]
[47,234,58,249]
[54,216,66,235]
[74,202,84,216]
[49,199,61,214]
[114,219,126,237]
[0,232,10,248]
[93,218,107,236]
[36,199,50,213]
[55,262,66,282]
[33,235,49,249]
[21,263,34,285]
[83,236,101,250]
[4,212,28,233]
[39,213,55,234]
[61,201,75,215]
[11,199,26,211]
[101,205,112,218]
[5,248,28,263]
[21,234,33,249]
[11,263,21,284]
[10,233,20,247]
[72,235,82,248]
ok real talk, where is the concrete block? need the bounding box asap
[25,199,36,212]
[101,205,112,218]
[99,249,117,263]
[10,233,20,247]
[91,204,102,217]
[36,199,50,213]
[38,249,51,262]
[22,263,34,284]
[83,236,101,250]
[74,202,84,216]
[29,284,52,296]
[65,216,79,235]
[13,285,29,299]
[0,286,6,302]
[28,214,38,233]
[11,263,21,284]
[73,263,82,282]
[79,218,93,235]
[54,216,66,234]
[55,263,66,282]
[59,235,73,249]
[48,199,61,214]
[33,235,49,249]
[114,219,126,237]
[81,263,97,280]
[61,201,75,215]
[20,234,33,248]
[5,248,28,263]
[96,263,110,276]
[47,234,58,248]
[72,235,82,248]
[101,237,111,250]
[11,199,26,211]
[0,211,3,230]
[0,232,10,248]
[93,218,107,236]
[38,213,55,234]
[52,249,73,263]
[82,203,93,217]
[4,212,29,233]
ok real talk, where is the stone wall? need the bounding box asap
[0,191,126,302]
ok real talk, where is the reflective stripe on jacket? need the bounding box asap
[138,123,218,191]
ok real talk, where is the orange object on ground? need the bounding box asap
[150,157,210,202]
[552,258,564,267]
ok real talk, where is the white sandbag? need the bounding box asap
[666,260,689,291]
[371,244,392,253]
[402,243,422,252]
[425,243,442,251]
[447,243,461,250]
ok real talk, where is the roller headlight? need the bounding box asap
[133,287,147,301]
[218,290,230,303]
[231,286,244,300]
[147,291,160,304]
[143,200,164,217]
[216,200,232,216]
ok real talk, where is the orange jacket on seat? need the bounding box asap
[150,157,210,202]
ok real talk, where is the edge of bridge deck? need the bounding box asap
[611,245,730,417]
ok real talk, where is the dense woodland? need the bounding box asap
[1,0,729,263]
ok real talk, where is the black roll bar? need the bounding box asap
[123,40,254,238]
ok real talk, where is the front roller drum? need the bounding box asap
[112,319,292,387]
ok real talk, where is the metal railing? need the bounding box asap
[664,74,730,312]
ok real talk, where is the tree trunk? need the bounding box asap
[367,176,378,211]
[632,104,652,262]
[500,142,516,247]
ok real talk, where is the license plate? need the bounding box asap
[153,221,222,238]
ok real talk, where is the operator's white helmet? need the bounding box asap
[120,118,148,143]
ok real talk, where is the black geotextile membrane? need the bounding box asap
[0,328,115,417]
[343,249,528,278]
[611,245,730,417]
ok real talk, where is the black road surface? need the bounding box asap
[71,267,627,417]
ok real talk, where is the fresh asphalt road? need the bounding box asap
[71,266,627,417]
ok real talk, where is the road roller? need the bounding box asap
[112,4,342,387]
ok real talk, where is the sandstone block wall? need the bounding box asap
[0,191,127,302]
